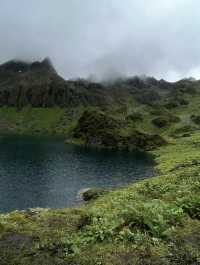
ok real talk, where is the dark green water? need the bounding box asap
[0,136,154,213]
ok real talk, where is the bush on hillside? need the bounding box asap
[126,112,143,122]
[152,115,180,128]
[73,110,166,150]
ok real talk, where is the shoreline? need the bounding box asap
[0,132,199,264]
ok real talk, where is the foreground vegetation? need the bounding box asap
[0,132,199,264]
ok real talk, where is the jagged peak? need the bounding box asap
[31,57,56,73]
[0,58,56,74]
[0,60,30,73]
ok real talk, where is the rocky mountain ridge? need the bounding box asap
[0,58,199,109]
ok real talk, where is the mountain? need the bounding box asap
[0,58,200,150]
[0,59,200,264]
[0,58,198,109]
[0,58,111,108]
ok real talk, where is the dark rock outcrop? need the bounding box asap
[0,59,115,108]
[0,58,199,109]
[73,110,166,151]
[80,188,107,201]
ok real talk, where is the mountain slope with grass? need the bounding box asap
[0,59,199,264]
[0,59,200,151]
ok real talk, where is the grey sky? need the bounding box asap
[0,0,200,80]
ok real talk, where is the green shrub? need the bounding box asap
[126,112,143,122]
[152,115,180,128]
[176,195,200,219]
[191,114,200,125]
[121,201,184,238]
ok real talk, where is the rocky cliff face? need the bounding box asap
[0,58,114,108]
[0,58,199,109]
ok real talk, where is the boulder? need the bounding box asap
[79,188,107,202]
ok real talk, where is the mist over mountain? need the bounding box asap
[0,0,200,81]
[0,57,198,110]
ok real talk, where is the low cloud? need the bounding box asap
[0,0,200,81]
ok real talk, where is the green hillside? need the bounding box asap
[0,60,199,264]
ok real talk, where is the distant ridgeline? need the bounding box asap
[0,58,198,108]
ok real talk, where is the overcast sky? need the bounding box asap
[0,0,200,81]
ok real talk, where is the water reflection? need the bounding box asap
[0,136,154,212]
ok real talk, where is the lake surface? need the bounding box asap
[0,136,154,213]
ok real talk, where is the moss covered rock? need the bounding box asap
[73,110,166,150]
[80,188,107,201]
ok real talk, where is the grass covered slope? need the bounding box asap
[0,59,200,263]
[0,133,199,264]
[1,58,200,152]
[1,84,200,149]
[0,74,200,150]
